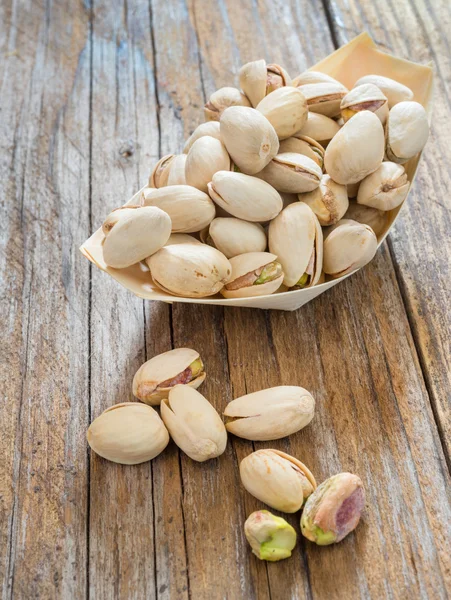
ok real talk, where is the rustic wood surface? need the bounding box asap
[1,0,450,598]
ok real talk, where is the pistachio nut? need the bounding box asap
[301,473,365,545]
[208,171,282,222]
[220,106,279,174]
[357,162,409,211]
[132,347,206,405]
[279,135,325,168]
[221,252,284,299]
[224,385,315,440]
[341,83,389,124]
[165,233,202,246]
[142,185,216,233]
[346,180,360,199]
[240,449,317,513]
[149,153,187,188]
[87,403,169,465]
[354,74,414,108]
[245,510,297,561]
[299,174,349,226]
[344,202,388,238]
[166,153,187,186]
[385,101,429,164]
[204,86,251,121]
[205,217,267,258]
[292,70,342,87]
[256,87,308,140]
[160,385,227,462]
[299,112,341,145]
[296,82,348,118]
[239,60,291,107]
[257,153,322,194]
[324,110,384,184]
[269,202,323,289]
[102,206,171,269]
[146,243,231,298]
[323,219,377,278]
[185,136,231,193]
[183,121,221,154]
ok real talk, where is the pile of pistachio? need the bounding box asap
[87,348,365,556]
[100,63,429,299]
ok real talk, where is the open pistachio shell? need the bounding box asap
[239,60,291,107]
[296,81,348,118]
[206,217,267,258]
[257,153,322,194]
[132,347,206,405]
[279,135,325,168]
[256,87,308,140]
[357,162,409,211]
[165,233,202,246]
[185,136,231,193]
[204,86,251,121]
[245,510,297,561]
[385,101,429,164]
[149,154,187,188]
[299,112,341,145]
[183,121,221,154]
[354,74,413,108]
[292,70,342,87]
[166,154,187,185]
[221,252,284,299]
[299,174,349,226]
[323,219,377,278]
[344,202,388,238]
[341,83,389,124]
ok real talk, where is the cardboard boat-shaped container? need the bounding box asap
[80,33,433,311]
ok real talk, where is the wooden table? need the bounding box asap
[1,0,450,598]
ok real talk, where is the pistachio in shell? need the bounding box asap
[299,174,349,226]
[357,162,409,211]
[292,70,342,87]
[221,252,284,299]
[256,86,308,140]
[185,136,231,193]
[149,153,187,188]
[257,153,322,194]
[205,217,267,258]
[354,74,413,108]
[299,112,341,145]
[323,219,377,278]
[204,86,251,121]
[245,510,297,561]
[279,135,325,168]
[239,60,291,107]
[344,202,388,238]
[385,101,429,164]
[296,81,348,118]
[341,83,389,125]
[183,121,221,154]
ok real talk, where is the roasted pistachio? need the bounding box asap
[292,70,342,87]
[204,87,251,121]
[245,511,297,561]
[299,174,349,226]
[296,81,348,118]
[149,153,187,188]
[344,202,388,238]
[239,60,291,107]
[256,87,308,140]
[221,252,283,298]
[279,135,325,168]
[357,162,409,211]
[185,136,231,193]
[354,74,413,108]
[299,112,341,145]
[205,217,267,258]
[257,153,322,194]
[385,101,429,164]
[183,121,221,154]
[341,84,389,124]
[323,219,377,278]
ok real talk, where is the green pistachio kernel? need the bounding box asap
[254,261,283,285]
[189,358,204,377]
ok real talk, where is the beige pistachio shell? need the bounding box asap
[385,101,429,164]
[204,86,251,121]
[341,84,389,124]
[132,347,205,405]
[221,252,284,299]
[240,449,317,513]
[165,233,202,246]
[102,206,171,269]
[297,82,348,118]
[167,154,187,185]
[299,112,341,145]
[142,185,216,233]
[323,219,377,278]
[257,153,322,194]
[256,87,308,140]
[346,180,361,199]
[354,74,414,108]
[344,202,388,238]
[299,174,349,226]
[185,136,231,193]
[149,154,174,188]
[161,385,227,462]
[207,217,267,258]
[224,386,315,441]
[147,243,231,298]
[239,60,291,107]
[220,106,279,174]
[357,162,409,211]
[279,135,325,168]
[208,171,282,222]
[292,70,342,87]
[87,403,169,465]
[324,110,384,184]
[183,121,221,154]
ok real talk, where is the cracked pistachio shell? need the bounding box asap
[204,86,251,121]
[357,162,409,211]
[224,386,315,441]
[183,121,221,154]
[344,202,388,238]
[297,82,348,118]
[292,70,341,87]
[299,112,341,145]
[341,83,389,125]
[245,510,297,561]
[132,347,205,405]
[206,217,267,258]
[185,136,231,193]
[256,87,308,140]
[142,185,216,233]
[166,154,187,185]
[257,153,322,194]
[102,206,171,269]
[385,101,429,164]
[239,60,291,107]
[146,243,231,298]
[301,473,365,545]
[220,106,279,174]
[87,403,169,465]
[279,135,325,168]
[354,74,413,108]
[208,171,282,222]
[299,174,349,226]
[165,233,202,246]
[161,385,227,462]
[269,202,323,288]
[240,449,317,513]
[324,110,385,184]
[149,154,187,188]
[221,252,283,299]
[323,219,377,278]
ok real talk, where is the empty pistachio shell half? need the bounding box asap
[357,162,409,211]
[205,217,267,258]
[279,135,325,168]
[341,83,389,125]
[132,347,206,405]
[221,252,284,299]
[161,385,227,462]
[292,70,341,87]
[204,86,251,121]
[297,81,348,118]
[354,74,413,108]
[257,153,322,194]
[344,202,388,238]
[256,87,308,140]
[299,112,341,145]
[239,60,291,107]
[385,101,429,164]
[142,185,216,233]
[301,473,365,545]
[299,174,349,226]
[245,510,297,561]
[185,136,231,193]
[165,233,202,246]
[147,243,231,298]
[269,202,323,289]
[224,385,315,440]
[183,121,221,154]
[102,206,171,269]
[324,110,385,184]
[208,171,282,222]
[87,403,169,465]
[149,154,187,188]
[240,449,317,513]
[220,106,279,174]
[323,219,377,278]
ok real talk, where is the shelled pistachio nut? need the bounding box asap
[147,243,231,298]
[208,171,282,222]
[257,153,322,194]
[240,449,317,513]
[324,110,384,184]
[221,252,284,298]
[203,217,267,258]
[354,74,413,108]
[161,385,227,462]
[239,60,291,107]
[279,135,325,168]
[183,121,221,154]
[301,473,365,545]
[245,511,297,561]
[256,87,308,140]
[185,136,231,193]
[292,70,342,87]
[132,348,205,405]
[102,206,171,269]
[269,202,323,288]
[299,112,341,146]
[296,82,348,118]
[357,162,409,211]
[299,174,349,226]
[87,403,169,465]
[341,83,389,124]
[142,185,216,233]
[149,154,187,188]
[344,202,388,238]
[165,233,202,246]
[224,385,315,440]
[204,86,251,121]
[385,101,429,164]
[323,219,377,278]
[220,106,279,174]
